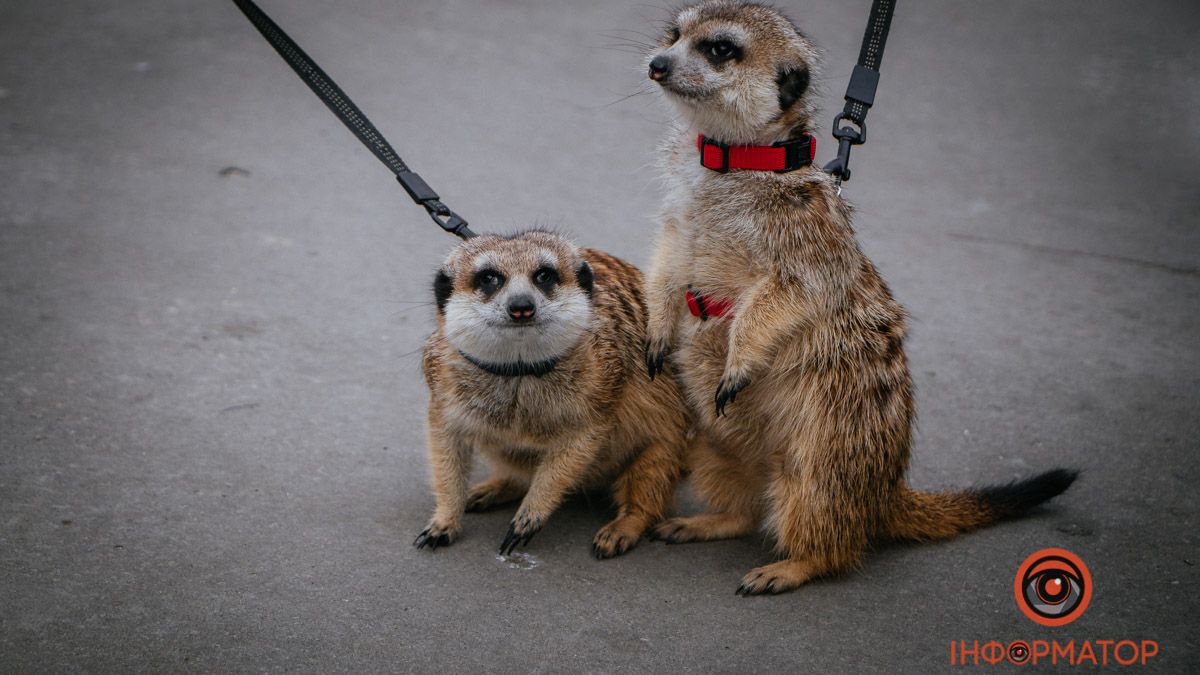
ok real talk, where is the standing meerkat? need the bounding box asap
[642,0,1077,595]
[414,230,689,558]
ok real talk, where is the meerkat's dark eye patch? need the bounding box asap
[665,25,681,44]
[433,270,453,313]
[576,262,594,298]
[776,66,810,110]
[472,268,506,298]
[531,266,560,294]
[697,38,742,65]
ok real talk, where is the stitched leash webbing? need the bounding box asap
[231,0,474,239]
[824,0,897,183]
[844,0,894,125]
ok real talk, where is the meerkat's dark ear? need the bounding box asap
[433,269,453,313]
[776,65,810,111]
[576,261,594,298]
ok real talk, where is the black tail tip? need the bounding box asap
[976,468,1079,520]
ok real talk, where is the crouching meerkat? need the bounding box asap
[413,231,689,558]
[642,0,1077,594]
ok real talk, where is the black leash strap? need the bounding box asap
[824,0,896,184]
[231,0,474,239]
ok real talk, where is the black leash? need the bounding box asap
[231,0,474,240]
[824,0,896,185]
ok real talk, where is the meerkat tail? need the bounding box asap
[884,469,1080,542]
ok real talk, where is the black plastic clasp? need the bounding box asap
[396,170,439,203]
[423,199,474,240]
[699,136,731,173]
[397,172,474,239]
[775,135,815,173]
[845,65,880,110]
[823,114,866,183]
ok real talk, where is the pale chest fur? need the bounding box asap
[662,157,761,295]
[437,362,602,450]
[659,132,831,297]
[658,131,855,297]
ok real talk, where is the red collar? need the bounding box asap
[686,288,733,320]
[697,134,815,173]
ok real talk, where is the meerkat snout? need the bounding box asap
[507,294,536,323]
[648,54,671,81]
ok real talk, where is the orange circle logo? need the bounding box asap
[1014,548,1092,626]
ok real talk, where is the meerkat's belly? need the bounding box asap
[475,434,629,491]
[444,379,632,484]
[442,379,574,442]
[670,320,748,444]
[669,303,824,461]
[680,223,759,293]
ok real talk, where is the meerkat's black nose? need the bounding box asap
[507,296,536,322]
[648,55,671,81]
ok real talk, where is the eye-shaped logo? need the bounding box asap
[1014,548,1092,626]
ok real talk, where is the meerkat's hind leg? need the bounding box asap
[650,512,758,544]
[648,429,758,540]
[593,438,684,559]
[650,434,761,544]
[465,473,528,513]
[736,456,870,595]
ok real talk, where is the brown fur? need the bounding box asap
[643,1,1075,594]
[415,231,689,558]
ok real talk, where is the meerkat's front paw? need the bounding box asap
[714,373,751,416]
[499,511,545,555]
[645,338,671,380]
[413,521,460,550]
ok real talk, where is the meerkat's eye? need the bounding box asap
[699,39,741,64]
[667,26,681,44]
[532,266,560,293]
[473,269,505,293]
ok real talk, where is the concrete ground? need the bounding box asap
[2,0,1197,671]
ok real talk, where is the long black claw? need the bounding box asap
[413,528,451,550]
[645,343,668,381]
[714,375,750,417]
[412,530,429,549]
[499,522,538,556]
[499,524,519,556]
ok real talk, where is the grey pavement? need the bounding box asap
[2,0,1198,671]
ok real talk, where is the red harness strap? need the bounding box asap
[697,134,816,172]
[686,288,733,320]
